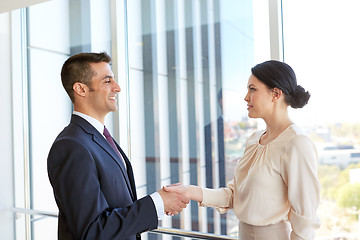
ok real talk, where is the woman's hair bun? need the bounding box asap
[286,85,310,109]
[251,60,311,109]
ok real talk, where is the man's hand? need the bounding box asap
[157,188,190,216]
[163,183,203,202]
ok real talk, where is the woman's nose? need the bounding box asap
[244,92,249,102]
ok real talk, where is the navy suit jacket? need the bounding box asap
[47,114,158,240]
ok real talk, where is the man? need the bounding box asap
[47,52,189,240]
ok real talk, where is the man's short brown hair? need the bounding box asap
[61,52,111,102]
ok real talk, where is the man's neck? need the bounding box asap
[73,111,106,136]
[73,106,105,124]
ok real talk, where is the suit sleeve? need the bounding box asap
[47,137,158,239]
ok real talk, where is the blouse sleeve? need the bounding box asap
[282,135,321,239]
[199,179,235,214]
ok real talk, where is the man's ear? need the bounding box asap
[73,82,87,98]
[272,88,282,102]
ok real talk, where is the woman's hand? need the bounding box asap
[163,183,203,202]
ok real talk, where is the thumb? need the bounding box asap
[167,182,182,187]
[163,185,178,192]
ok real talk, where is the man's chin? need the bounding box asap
[110,106,118,112]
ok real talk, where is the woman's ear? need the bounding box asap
[272,88,282,102]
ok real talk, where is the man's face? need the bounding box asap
[85,62,120,121]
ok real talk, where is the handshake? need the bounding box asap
[157,183,203,216]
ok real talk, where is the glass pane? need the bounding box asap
[20,0,270,239]
[28,49,70,239]
[27,1,72,238]
[282,0,360,239]
[127,0,270,238]
[25,0,111,238]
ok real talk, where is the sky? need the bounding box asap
[221,0,360,124]
[282,0,360,124]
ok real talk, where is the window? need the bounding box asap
[126,0,270,237]
[7,0,270,239]
[13,0,112,238]
[282,0,360,238]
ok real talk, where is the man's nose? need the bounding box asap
[114,81,121,92]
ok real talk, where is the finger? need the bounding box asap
[179,195,190,203]
[166,212,174,216]
[180,202,187,209]
[181,197,190,204]
[162,186,172,192]
[166,182,182,187]
[177,200,187,208]
[163,185,178,192]
[174,205,184,212]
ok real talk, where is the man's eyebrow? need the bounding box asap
[102,75,115,80]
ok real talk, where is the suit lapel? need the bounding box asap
[93,134,135,200]
[71,115,135,200]
[115,142,137,200]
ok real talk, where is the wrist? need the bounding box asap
[188,185,203,202]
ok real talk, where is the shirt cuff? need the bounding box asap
[150,192,164,220]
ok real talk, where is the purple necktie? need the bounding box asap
[103,126,126,169]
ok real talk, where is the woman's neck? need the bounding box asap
[261,114,293,145]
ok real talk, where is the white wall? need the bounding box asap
[0,0,49,14]
[0,11,15,240]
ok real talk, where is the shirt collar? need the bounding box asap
[73,111,105,138]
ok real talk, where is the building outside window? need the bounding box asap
[282,1,360,238]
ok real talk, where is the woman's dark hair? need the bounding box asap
[251,60,310,108]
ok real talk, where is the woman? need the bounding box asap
[164,60,320,239]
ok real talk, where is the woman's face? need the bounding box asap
[244,74,274,119]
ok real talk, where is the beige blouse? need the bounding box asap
[200,124,320,239]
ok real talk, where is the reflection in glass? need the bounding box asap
[14,0,270,239]
[127,0,269,238]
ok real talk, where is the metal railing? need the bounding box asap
[11,208,237,240]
